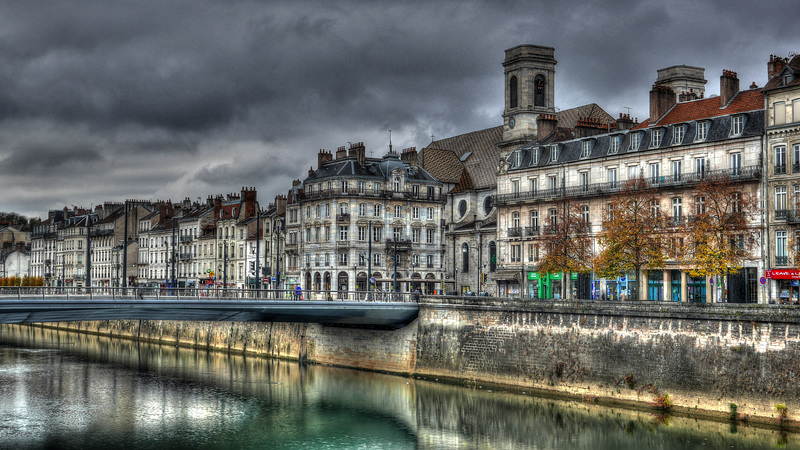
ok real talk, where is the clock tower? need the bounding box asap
[500,44,557,153]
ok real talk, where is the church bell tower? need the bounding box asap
[500,44,557,152]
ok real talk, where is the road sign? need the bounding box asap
[263,277,269,282]
[760,277,767,285]
[206,269,212,273]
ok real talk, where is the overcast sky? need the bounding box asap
[0,0,796,219]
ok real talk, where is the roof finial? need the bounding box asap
[388,129,393,154]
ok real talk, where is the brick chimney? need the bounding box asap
[336,146,347,159]
[241,186,257,217]
[678,89,700,102]
[720,69,739,107]
[616,113,634,130]
[575,117,607,138]
[400,147,418,166]
[537,114,558,141]
[768,54,788,79]
[317,149,332,168]
[348,142,366,167]
[649,83,676,122]
[274,195,287,215]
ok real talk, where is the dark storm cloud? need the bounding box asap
[0,0,796,217]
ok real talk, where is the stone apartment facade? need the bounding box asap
[287,143,446,296]
[763,54,800,303]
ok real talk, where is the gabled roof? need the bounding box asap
[641,89,763,129]
[556,103,615,129]
[421,126,503,190]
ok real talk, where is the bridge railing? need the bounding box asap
[0,286,419,303]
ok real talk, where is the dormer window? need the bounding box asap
[609,136,620,154]
[784,74,792,86]
[630,132,641,151]
[731,115,744,136]
[580,140,593,158]
[550,145,559,162]
[513,150,522,167]
[672,125,685,145]
[532,148,540,165]
[695,121,708,141]
[651,129,663,148]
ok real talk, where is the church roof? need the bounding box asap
[421,126,503,192]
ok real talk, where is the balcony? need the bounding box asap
[495,165,761,205]
[336,240,350,249]
[180,235,193,243]
[179,253,193,261]
[336,213,351,223]
[776,256,789,266]
[299,187,446,203]
[524,226,540,237]
[776,209,800,223]
[775,165,787,175]
[508,227,522,238]
[794,163,800,174]
[385,239,412,252]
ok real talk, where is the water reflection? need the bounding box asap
[0,324,797,449]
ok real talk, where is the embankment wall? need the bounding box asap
[40,298,800,423]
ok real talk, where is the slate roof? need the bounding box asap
[305,153,439,184]
[763,54,800,90]
[421,126,503,192]
[420,104,614,193]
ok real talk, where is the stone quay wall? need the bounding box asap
[38,298,800,423]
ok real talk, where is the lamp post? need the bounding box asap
[367,221,372,294]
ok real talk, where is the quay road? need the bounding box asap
[0,287,419,329]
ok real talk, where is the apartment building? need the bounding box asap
[288,143,445,295]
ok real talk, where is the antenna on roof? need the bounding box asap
[388,129,393,154]
[623,106,632,115]
[431,134,435,142]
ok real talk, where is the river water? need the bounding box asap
[0,324,797,449]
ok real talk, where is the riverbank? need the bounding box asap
[22,297,800,429]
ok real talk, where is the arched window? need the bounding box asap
[509,75,518,109]
[534,75,545,107]
[394,177,401,192]
[461,242,469,273]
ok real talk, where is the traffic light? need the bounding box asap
[482,273,487,283]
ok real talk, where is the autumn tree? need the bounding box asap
[535,197,593,299]
[594,177,669,300]
[682,172,760,302]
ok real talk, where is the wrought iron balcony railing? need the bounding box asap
[496,165,761,205]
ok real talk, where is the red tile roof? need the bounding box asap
[643,89,763,128]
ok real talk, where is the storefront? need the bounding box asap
[647,270,663,301]
[766,269,800,305]
[527,272,563,299]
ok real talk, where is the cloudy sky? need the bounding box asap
[0,0,796,219]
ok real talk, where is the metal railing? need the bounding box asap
[0,286,420,303]
[496,165,761,205]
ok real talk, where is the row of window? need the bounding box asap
[508,194,738,231]
[509,153,743,193]
[302,252,437,268]
[773,144,800,174]
[772,98,800,126]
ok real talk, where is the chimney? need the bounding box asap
[274,195,287,215]
[317,149,332,168]
[537,114,558,141]
[400,147,418,166]
[308,166,314,177]
[768,54,788,79]
[241,186,257,217]
[292,179,302,187]
[649,83,676,122]
[348,141,366,167]
[574,117,605,138]
[336,146,347,159]
[616,113,634,131]
[720,69,739,107]
[678,88,699,102]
